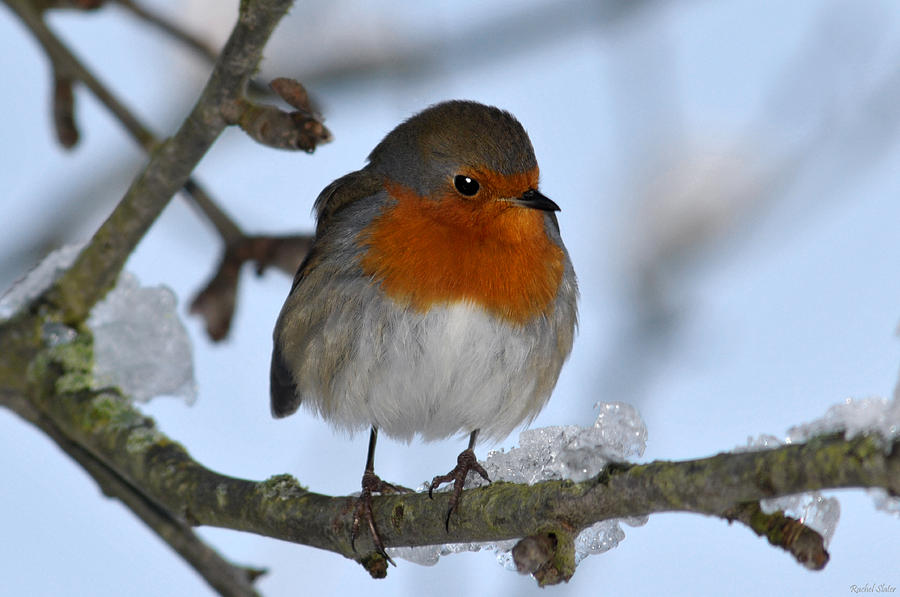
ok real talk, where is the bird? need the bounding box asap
[270,100,578,563]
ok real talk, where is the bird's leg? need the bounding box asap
[428,429,491,530]
[351,427,409,565]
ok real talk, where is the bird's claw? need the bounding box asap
[351,471,412,565]
[428,448,491,530]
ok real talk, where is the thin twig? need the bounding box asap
[183,179,244,245]
[112,0,271,96]
[22,0,296,323]
[114,0,220,63]
[6,0,323,338]
[5,0,245,240]
[6,0,155,147]
[723,501,829,570]
[190,233,313,341]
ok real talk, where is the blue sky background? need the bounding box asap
[2,1,900,595]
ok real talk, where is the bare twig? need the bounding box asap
[723,501,829,571]
[6,0,324,338]
[228,78,332,151]
[6,0,241,233]
[52,73,78,146]
[6,0,155,148]
[190,233,312,341]
[114,0,220,63]
[111,0,271,96]
[10,0,295,324]
[182,178,244,244]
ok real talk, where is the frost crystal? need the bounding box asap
[869,488,900,517]
[734,433,782,452]
[89,272,196,404]
[785,397,900,446]
[738,436,843,544]
[760,493,841,547]
[386,545,441,567]
[0,244,83,320]
[389,402,649,571]
[740,396,900,542]
[483,401,647,485]
[0,245,196,404]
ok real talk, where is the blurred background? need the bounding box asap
[2,0,900,595]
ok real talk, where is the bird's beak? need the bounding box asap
[511,189,560,212]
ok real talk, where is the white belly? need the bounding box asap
[306,301,554,443]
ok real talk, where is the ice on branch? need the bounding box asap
[741,396,900,542]
[389,402,649,570]
[760,493,841,547]
[869,488,900,517]
[0,245,196,404]
[737,437,841,545]
[0,245,83,320]
[799,397,900,517]
[89,272,196,404]
[786,397,900,446]
[484,401,648,485]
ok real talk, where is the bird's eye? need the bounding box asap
[453,175,480,196]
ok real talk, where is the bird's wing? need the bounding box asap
[270,168,384,418]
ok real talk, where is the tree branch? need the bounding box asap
[114,0,220,64]
[0,342,264,597]
[28,402,265,596]
[7,0,240,238]
[189,233,313,340]
[12,0,294,324]
[1,1,296,593]
[6,330,898,583]
[5,0,323,338]
[5,0,155,147]
[722,501,830,571]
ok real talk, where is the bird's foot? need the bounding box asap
[351,471,411,565]
[428,448,491,530]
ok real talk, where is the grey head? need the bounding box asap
[365,100,539,197]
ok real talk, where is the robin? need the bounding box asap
[270,100,578,563]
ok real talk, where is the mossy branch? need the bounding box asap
[6,329,900,584]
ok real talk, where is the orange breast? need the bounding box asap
[359,177,564,325]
